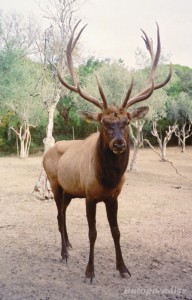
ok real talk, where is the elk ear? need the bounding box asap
[127,106,149,121]
[78,111,102,123]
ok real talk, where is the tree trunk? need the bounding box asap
[7,125,12,142]
[72,126,75,140]
[16,136,19,157]
[26,132,31,157]
[174,123,192,153]
[129,120,145,172]
[151,121,177,161]
[33,105,57,200]
[42,106,56,150]
[20,138,26,158]
[161,143,167,161]
[180,125,187,153]
[33,167,53,200]
[177,133,181,146]
[181,140,185,153]
[180,125,186,153]
[129,140,139,172]
[11,124,32,159]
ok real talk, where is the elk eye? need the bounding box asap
[103,123,114,133]
[119,123,126,128]
[119,121,129,128]
[106,126,114,132]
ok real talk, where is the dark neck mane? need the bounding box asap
[95,132,130,189]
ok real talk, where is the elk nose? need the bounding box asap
[113,139,126,151]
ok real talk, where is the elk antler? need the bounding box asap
[122,23,172,109]
[57,20,108,110]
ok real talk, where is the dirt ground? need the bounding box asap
[0,146,192,300]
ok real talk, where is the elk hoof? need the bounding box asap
[61,251,69,263]
[85,267,95,284]
[118,264,131,278]
[84,275,96,285]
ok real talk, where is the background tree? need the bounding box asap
[167,92,192,152]
[167,65,192,97]
[132,44,192,165]
[0,46,44,158]
[33,0,81,199]
[0,10,39,55]
[0,11,47,156]
[33,0,84,149]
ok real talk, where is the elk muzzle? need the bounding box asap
[109,138,127,154]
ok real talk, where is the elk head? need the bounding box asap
[58,21,172,154]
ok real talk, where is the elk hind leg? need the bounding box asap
[52,183,69,262]
[63,192,72,248]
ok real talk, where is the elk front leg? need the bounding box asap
[85,199,97,283]
[105,199,131,277]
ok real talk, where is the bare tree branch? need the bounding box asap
[143,139,186,178]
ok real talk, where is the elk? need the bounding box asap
[43,21,172,282]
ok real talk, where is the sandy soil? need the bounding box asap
[0,147,192,300]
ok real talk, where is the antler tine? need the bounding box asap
[126,80,154,108]
[122,78,134,108]
[57,20,104,110]
[65,20,85,86]
[141,29,154,60]
[71,23,88,52]
[95,75,108,109]
[141,23,161,82]
[123,23,171,109]
[154,63,172,90]
[151,22,161,79]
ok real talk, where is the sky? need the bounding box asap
[0,0,192,68]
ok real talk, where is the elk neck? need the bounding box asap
[95,129,130,189]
